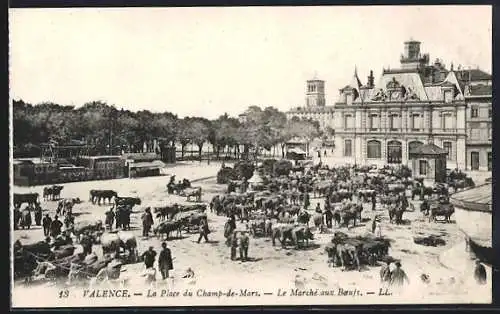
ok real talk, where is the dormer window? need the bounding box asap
[444,89,453,103]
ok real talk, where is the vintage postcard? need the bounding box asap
[9,5,493,308]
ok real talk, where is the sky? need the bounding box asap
[9,5,492,119]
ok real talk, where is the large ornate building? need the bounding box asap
[286,40,491,170]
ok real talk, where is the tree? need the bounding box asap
[184,117,211,161]
[176,118,192,159]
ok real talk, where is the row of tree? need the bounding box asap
[13,100,334,160]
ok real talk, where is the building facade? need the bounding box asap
[330,40,491,170]
[460,70,492,171]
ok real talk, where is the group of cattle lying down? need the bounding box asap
[324,232,391,271]
[13,176,210,285]
[13,219,137,284]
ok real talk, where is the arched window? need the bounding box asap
[408,141,424,159]
[387,140,402,164]
[367,140,381,159]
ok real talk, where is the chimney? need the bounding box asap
[367,70,374,88]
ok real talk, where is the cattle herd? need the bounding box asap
[12,161,475,288]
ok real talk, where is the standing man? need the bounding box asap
[197,217,210,243]
[303,192,310,210]
[371,192,377,211]
[42,214,52,236]
[230,231,238,261]
[105,206,115,231]
[474,259,487,285]
[158,242,173,280]
[142,246,157,269]
[239,231,250,262]
[34,203,43,226]
[389,261,409,287]
[49,215,63,238]
[80,231,93,255]
[141,207,154,237]
[324,208,333,229]
[380,260,391,283]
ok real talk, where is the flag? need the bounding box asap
[350,66,362,100]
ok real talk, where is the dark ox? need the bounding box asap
[429,204,455,223]
[153,220,184,240]
[89,190,117,205]
[115,196,142,208]
[43,185,64,201]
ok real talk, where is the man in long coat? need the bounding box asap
[197,217,210,243]
[141,208,154,237]
[158,242,173,280]
[42,214,52,236]
[389,261,409,287]
[142,246,157,269]
[49,215,63,238]
[105,207,115,231]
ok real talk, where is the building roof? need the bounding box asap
[450,183,491,213]
[411,143,448,156]
[466,84,492,97]
[287,106,335,113]
[130,160,166,169]
[454,69,492,82]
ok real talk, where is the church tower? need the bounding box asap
[306,79,326,107]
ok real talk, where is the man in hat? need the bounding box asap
[371,192,377,211]
[474,259,487,285]
[42,214,52,236]
[230,231,238,261]
[34,203,43,226]
[141,207,154,237]
[389,261,409,287]
[239,231,250,262]
[380,260,391,283]
[158,242,173,280]
[197,217,210,244]
[105,206,115,231]
[80,231,93,255]
[142,246,157,269]
[49,215,63,238]
[315,203,322,214]
[303,192,310,210]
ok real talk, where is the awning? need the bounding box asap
[450,183,492,213]
[248,173,264,184]
[130,160,166,170]
[288,148,306,155]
